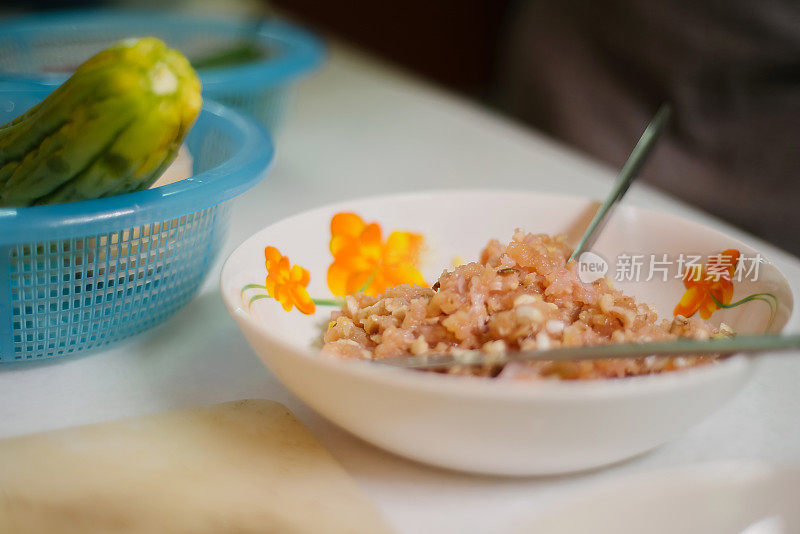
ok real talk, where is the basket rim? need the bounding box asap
[0,8,326,92]
[0,91,274,243]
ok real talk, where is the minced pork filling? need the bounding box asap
[322,231,731,380]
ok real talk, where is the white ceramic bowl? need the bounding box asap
[513,462,800,533]
[220,191,792,475]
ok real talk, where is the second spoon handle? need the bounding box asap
[569,103,673,262]
[377,334,800,370]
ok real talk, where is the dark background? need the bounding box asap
[269,0,511,101]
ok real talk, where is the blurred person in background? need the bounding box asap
[495,0,800,255]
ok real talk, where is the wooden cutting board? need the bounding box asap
[0,400,393,534]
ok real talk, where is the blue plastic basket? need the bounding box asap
[0,9,324,132]
[0,89,274,362]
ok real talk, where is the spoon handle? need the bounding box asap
[569,103,673,262]
[377,334,800,370]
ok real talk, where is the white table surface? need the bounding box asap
[2,44,799,534]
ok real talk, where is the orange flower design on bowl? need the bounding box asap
[242,212,426,315]
[673,249,740,319]
[326,212,426,296]
[263,246,316,314]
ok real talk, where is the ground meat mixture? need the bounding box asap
[322,231,732,380]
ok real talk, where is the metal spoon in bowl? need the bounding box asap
[568,103,673,262]
[377,334,800,370]
[375,105,800,371]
